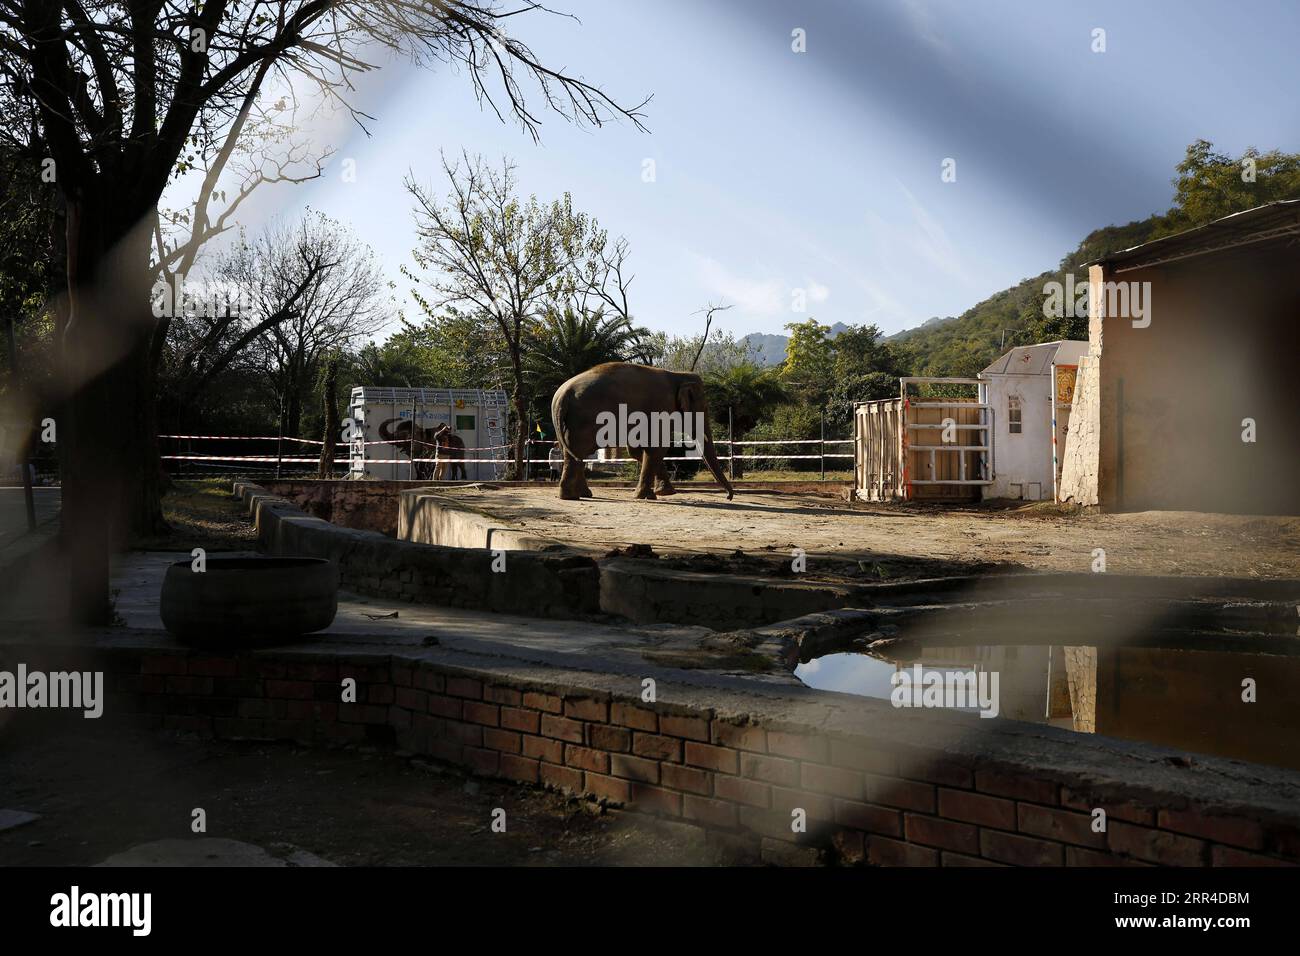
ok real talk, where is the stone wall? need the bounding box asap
[24,635,1299,867]
[1057,352,1101,505]
[262,480,413,537]
[235,482,599,620]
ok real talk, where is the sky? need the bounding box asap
[187,0,1300,344]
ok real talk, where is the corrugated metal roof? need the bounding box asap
[981,340,1087,377]
[1086,200,1300,272]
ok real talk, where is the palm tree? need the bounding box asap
[703,362,787,478]
[525,306,651,406]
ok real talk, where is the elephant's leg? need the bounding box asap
[633,448,657,500]
[653,457,676,496]
[577,463,594,497]
[559,454,584,500]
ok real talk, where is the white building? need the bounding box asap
[347,386,509,481]
[979,341,1087,501]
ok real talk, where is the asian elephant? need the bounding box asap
[551,362,735,501]
[377,418,439,479]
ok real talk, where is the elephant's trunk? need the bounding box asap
[700,435,734,500]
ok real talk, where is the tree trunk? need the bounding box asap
[318,358,339,477]
[62,197,166,624]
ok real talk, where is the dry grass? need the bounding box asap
[131,479,258,551]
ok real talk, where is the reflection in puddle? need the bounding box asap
[796,643,1300,772]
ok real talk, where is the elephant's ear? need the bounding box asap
[677,379,704,413]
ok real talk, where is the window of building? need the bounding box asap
[1008,396,1022,434]
[455,414,476,431]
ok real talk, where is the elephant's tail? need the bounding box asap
[551,388,574,457]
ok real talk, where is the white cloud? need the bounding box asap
[692,255,786,316]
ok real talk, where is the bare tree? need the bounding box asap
[404,152,595,477]
[233,213,387,438]
[0,1,647,622]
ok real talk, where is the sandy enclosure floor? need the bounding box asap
[436,486,1300,579]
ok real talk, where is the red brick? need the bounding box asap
[740,752,799,787]
[413,669,445,693]
[498,754,539,784]
[904,813,978,855]
[769,786,833,822]
[586,772,631,804]
[975,769,1057,805]
[485,685,522,706]
[462,701,499,726]
[833,799,901,837]
[767,730,827,763]
[869,836,939,867]
[564,745,609,774]
[1019,803,1106,849]
[629,784,682,816]
[864,774,935,813]
[366,684,395,705]
[142,655,189,675]
[1066,846,1150,867]
[522,735,563,764]
[564,697,608,722]
[633,733,681,762]
[588,724,631,752]
[1107,821,1207,866]
[1211,845,1296,867]
[937,787,1015,829]
[483,728,521,754]
[265,679,313,700]
[237,698,282,720]
[445,677,482,699]
[163,715,212,734]
[660,714,710,742]
[427,695,462,719]
[611,702,657,731]
[285,662,340,682]
[165,675,213,695]
[712,722,766,752]
[942,851,1006,867]
[540,714,584,743]
[388,706,411,729]
[660,763,710,795]
[1157,809,1264,851]
[391,665,414,687]
[500,706,540,734]
[610,753,659,784]
[714,775,771,808]
[896,753,973,788]
[684,794,738,829]
[440,720,483,746]
[523,691,563,714]
[830,740,895,775]
[685,741,738,775]
[981,830,1064,866]
[539,762,583,792]
[339,703,388,725]
[1060,786,1155,825]
[395,687,428,712]
[463,746,499,776]
[801,763,864,800]
[187,657,238,677]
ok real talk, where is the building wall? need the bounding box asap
[1094,246,1300,514]
[984,375,1053,500]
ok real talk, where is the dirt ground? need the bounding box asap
[437,485,1300,580]
[0,717,718,866]
[130,479,259,551]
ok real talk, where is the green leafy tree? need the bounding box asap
[524,307,650,417]
[703,362,786,477]
[779,318,834,405]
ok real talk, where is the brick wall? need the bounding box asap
[72,642,1300,868]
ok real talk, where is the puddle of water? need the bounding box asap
[797,643,1300,772]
